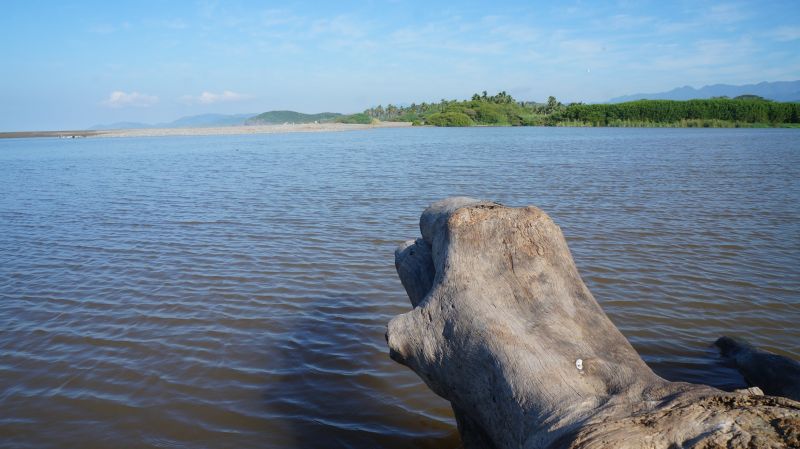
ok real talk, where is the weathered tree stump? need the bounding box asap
[387,197,800,449]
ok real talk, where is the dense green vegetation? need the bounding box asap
[562,98,800,126]
[241,93,799,129]
[363,92,800,128]
[364,91,557,126]
[246,109,375,125]
[246,110,342,125]
[425,112,473,127]
[334,113,373,124]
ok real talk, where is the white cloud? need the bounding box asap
[102,91,159,108]
[181,90,250,105]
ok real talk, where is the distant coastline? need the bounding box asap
[0,122,412,139]
[5,89,799,138]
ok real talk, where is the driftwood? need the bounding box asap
[716,336,800,402]
[387,197,800,449]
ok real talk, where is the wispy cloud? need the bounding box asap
[489,24,539,43]
[604,14,655,30]
[560,39,607,55]
[181,90,250,105]
[389,19,509,56]
[647,37,756,72]
[769,26,800,42]
[88,22,131,34]
[145,18,188,30]
[102,91,159,108]
[259,8,300,28]
[310,15,366,38]
[707,3,749,24]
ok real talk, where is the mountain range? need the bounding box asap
[90,113,258,130]
[91,110,346,130]
[608,80,800,103]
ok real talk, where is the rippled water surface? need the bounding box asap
[1,127,799,448]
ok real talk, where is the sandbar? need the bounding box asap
[0,121,412,139]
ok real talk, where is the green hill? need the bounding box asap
[245,110,342,125]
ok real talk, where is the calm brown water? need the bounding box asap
[1,127,798,448]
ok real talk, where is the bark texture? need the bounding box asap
[387,197,800,449]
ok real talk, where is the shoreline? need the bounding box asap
[0,121,412,139]
[3,121,795,140]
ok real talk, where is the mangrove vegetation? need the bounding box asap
[359,92,800,128]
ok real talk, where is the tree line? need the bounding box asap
[562,98,799,126]
[359,92,799,127]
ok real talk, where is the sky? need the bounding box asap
[1,0,799,131]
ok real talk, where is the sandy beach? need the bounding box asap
[0,121,412,139]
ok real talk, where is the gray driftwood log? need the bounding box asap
[387,197,800,449]
[716,336,800,402]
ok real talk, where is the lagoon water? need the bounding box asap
[1,127,799,448]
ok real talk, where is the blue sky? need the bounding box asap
[1,0,798,130]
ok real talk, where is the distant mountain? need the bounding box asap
[90,121,152,130]
[90,113,258,130]
[166,113,257,128]
[245,110,342,125]
[92,111,345,130]
[608,80,800,103]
